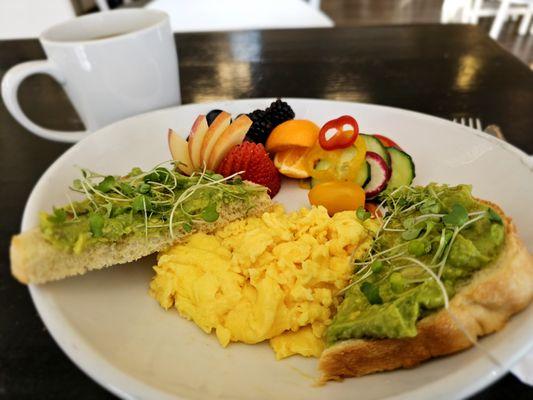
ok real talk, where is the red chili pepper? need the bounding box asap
[318,115,359,150]
[373,134,402,150]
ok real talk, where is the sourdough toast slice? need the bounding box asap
[11,192,272,285]
[319,200,533,381]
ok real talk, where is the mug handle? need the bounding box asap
[1,60,89,143]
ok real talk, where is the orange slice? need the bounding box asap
[274,147,310,178]
[266,120,319,153]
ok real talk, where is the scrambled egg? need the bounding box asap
[150,205,375,359]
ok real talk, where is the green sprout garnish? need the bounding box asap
[96,176,116,193]
[356,206,371,221]
[88,213,104,237]
[41,162,267,251]
[442,204,468,227]
[370,260,384,273]
[488,208,503,224]
[200,201,219,222]
[49,207,67,224]
[329,184,506,363]
[360,281,383,305]
[342,184,500,304]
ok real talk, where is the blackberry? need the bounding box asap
[206,109,224,125]
[265,99,295,127]
[246,109,273,144]
[244,99,295,143]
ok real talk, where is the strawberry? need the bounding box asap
[235,141,255,172]
[217,142,281,197]
[217,149,235,177]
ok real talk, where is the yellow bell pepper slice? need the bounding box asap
[305,134,367,182]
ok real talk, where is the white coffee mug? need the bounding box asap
[1,9,180,143]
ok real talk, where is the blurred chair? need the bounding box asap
[488,0,533,38]
[441,0,472,23]
[441,0,510,24]
[0,0,75,39]
[144,0,333,32]
[518,2,533,34]
[441,0,533,38]
[468,0,498,23]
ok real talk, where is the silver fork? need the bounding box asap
[452,117,506,141]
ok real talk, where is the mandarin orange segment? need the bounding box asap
[273,147,310,179]
[265,120,320,153]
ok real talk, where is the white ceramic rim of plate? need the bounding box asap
[22,98,533,400]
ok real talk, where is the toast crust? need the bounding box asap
[11,192,272,285]
[319,200,533,381]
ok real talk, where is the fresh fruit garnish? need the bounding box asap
[264,99,295,127]
[200,111,232,168]
[373,134,402,150]
[274,147,309,179]
[363,152,391,199]
[168,129,194,175]
[305,134,367,182]
[246,109,273,144]
[246,99,295,144]
[318,115,359,150]
[207,114,253,170]
[187,115,209,169]
[265,120,319,153]
[206,109,225,125]
[308,181,366,215]
[217,142,281,197]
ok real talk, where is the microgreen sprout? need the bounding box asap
[356,206,371,221]
[44,162,266,247]
[360,281,383,304]
[346,184,498,312]
[487,208,503,224]
[442,204,468,227]
[66,194,78,220]
[397,256,450,309]
[341,184,506,369]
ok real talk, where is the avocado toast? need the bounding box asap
[11,165,272,284]
[320,184,533,380]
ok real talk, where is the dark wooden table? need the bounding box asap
[1,24,533,399]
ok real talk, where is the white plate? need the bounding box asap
[22,99,533,400]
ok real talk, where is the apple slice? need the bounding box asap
[168,129,194,175]
[208,115,253,170]
[200,111,231,168]
[187,115,209,169]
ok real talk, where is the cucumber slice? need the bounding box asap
[361,134,390,166]
[385,147,415,190]
[355,162,370,187]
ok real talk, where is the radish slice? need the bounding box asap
[364,151,391,199]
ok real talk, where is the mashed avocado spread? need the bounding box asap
[325,184,505,345]
[40,166,266,253]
